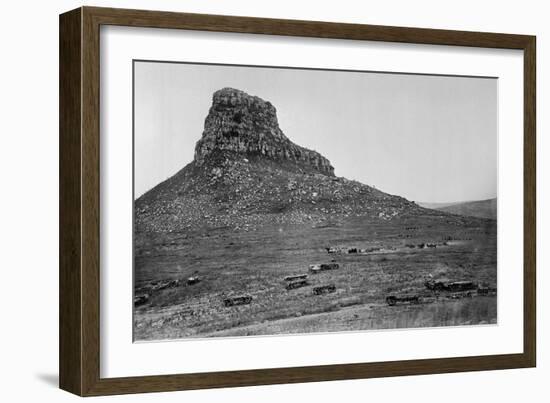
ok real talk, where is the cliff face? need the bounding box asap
[194,88,334,176]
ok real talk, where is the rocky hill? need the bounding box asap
[135,88,430,233]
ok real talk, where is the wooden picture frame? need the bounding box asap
[59,6,536,396]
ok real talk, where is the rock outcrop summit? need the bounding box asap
[194,88,334,175]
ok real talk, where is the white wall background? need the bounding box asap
[0,0,546,401]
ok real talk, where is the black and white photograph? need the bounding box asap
[133,61,497,342]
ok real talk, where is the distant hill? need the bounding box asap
[418,198,497,220]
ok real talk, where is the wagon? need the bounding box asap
[385,294,419,306]
[223,295,252,307]
[283,274,308,282]
[309,263,340,273]
[313,284,336,295]
[186,276,201,285]
[150,279,180,291]
[134,294,150,306]
[285,280,309,290]
[424,280,477,292]
[477,286,497,295]
[446,281,477,291]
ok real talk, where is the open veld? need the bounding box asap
[133,88,497,341]
[133,212,497,341]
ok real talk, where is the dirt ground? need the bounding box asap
[133,212,497,341]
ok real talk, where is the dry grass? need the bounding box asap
[134,213,497,341]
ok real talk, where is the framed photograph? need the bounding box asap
[59,6,536,396]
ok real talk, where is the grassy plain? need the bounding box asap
[134,212,497,341]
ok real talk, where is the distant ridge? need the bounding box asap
[418,198,497,220]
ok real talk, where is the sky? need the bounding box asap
[134,61,497,203]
